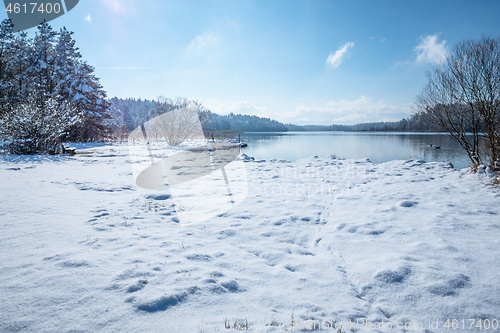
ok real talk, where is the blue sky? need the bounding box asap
[3,0,500,125]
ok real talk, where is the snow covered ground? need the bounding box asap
[1,143,499,332]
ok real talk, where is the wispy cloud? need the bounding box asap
[84,14,91,23]
[415,35,448,65]
[188,33,220,52]
[294,96,410,125]
[98,67,150,70]
[326,42,354,68]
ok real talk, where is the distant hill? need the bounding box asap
[108,97,443,135]
[286,112,442,132]
[201,111,288,132]
[108,97,289,133]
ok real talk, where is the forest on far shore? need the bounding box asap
[111,97,443,135]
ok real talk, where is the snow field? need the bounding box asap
[0,144,499,332]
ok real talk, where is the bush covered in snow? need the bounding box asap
[1,95,81,154]
[0,19,113,154]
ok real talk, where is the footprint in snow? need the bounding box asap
[373,266,412,284]
[145,194,171,201]
[136,286,199,312]
[336,223,347,230]
[399,200,418,208]
[94,211,110,219]
[87,209,109,223]
[218,230,236,239]
[126,279,148,293]
[347,226,358,233]
[185,254,212,261]
[428,274,471,296]
[57,260,91,268]
[210,271,224,278]
[363,229,386,235]
[220,280,242,292]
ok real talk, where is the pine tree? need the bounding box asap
[11,31,32,107]
[71,61,111,141]
[0,19,15,118]
[0,20,115,153]
[30,20,57,108]
[53,27,81,104]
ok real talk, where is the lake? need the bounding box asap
[239,131,473,169]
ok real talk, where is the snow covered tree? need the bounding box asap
[10,31,32,109]
[52,27,81,103]
[0,20,114,153]
[30,20,58,108]
[68,61,111,141]
[0,19,30,117]
[1,94,81,154]
[0,20,14,120]
[102,102,125,140]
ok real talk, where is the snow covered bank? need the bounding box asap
[0,144,499,332]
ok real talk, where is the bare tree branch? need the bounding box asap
[415,36,500,169]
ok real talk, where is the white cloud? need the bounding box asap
[84,14,91,23]
[326,42,354,68]
[297,96,390,114]
[202,97,411,126]
[188,33,220,52]
[293,96,411,125]
[415,35,448,65]
[98,67,150,70]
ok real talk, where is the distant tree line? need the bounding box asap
[286,112,443,132]
[108,97,289,134]
[202,112,288,132]
[110,97,449,135]
[109,97,180,133]
[108,96,451,138]
[108,97,197,132]
[0,19,112,154]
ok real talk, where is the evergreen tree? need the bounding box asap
[71,61,111,141]
[30,20,57,107]
[0,20,115,153]
[0,19,22,117]
[53,27,81,104]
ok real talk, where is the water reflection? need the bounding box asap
[240,132,474,169]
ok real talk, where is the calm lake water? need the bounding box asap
[240,132,473,169]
